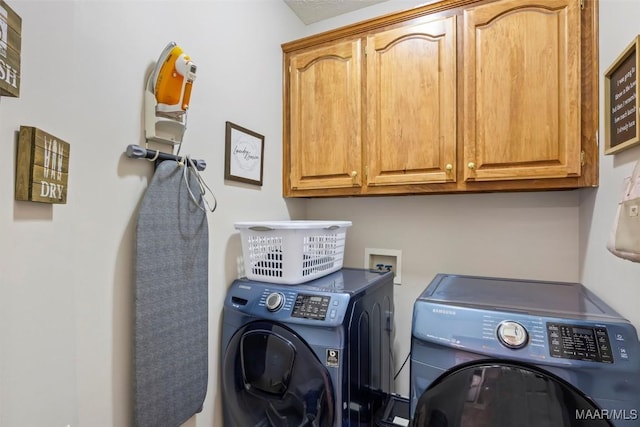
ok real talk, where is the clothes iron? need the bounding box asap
[144,42,196,145]
[151,42,197,118]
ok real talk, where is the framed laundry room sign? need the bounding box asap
[604,35,639,155]
[224,121,264,186]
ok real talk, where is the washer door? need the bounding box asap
[222,321,335,427]
[412,361,612,427]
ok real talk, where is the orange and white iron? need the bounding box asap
[145,42,197,145]
[151,42,197,117]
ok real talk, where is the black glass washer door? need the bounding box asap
[222,321,335,427]
[412,360,613,427]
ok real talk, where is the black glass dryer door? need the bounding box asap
[412,361,613,427]
[222,321,335,427]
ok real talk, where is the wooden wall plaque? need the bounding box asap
[0,0,21,97]
[15,126,70,204]
[605,36,639,155]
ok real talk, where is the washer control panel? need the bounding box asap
[265,292,285,312]
[291,293,331,320]
[497,321,529,349]
[234,287,349,326]
[547,323,613,363]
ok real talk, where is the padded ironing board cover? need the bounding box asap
[134,161,208,427]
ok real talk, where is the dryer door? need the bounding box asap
[222,321,335,427]
[412,361,613,427]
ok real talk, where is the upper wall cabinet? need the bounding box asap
[282,0,598,197]
[288,39,363,191]
[463,0,581,183]
[366,17,457,188]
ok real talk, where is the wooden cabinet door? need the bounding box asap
[288,40,363,191]
[463,0,581,182]
[366,16,457,187]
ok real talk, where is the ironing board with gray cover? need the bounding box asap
[134,160,208,427]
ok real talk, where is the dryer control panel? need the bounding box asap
[547,323,613,363]
[412,300,638,367]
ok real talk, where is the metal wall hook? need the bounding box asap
[125,144,206,171]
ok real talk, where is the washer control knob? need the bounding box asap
[497,321,528,349]
[266,292,285,312]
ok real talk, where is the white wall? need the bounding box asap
[0,2,305,426]
[2,1,639,426]
[308,192,581,393]
[580,0,640,337]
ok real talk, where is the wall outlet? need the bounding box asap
[364,248,402,284]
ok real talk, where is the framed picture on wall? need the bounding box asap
[604,35,639,155]
[224,121,264,186]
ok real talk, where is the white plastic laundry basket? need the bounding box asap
[234,220,352,284]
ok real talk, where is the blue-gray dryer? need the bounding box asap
[410,274,640,427]
[221,268,395,426]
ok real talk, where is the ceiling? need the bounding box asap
[284,0,390,24]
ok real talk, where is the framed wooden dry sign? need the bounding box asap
[225,121,264,186]
[605,35,639,155]
[15,126,70,204]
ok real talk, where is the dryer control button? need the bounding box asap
[497,321,529,349]
[266,292,285,312]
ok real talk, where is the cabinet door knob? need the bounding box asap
[445,163,453,171]
[351,170,358,178]
[467,162,476,170]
